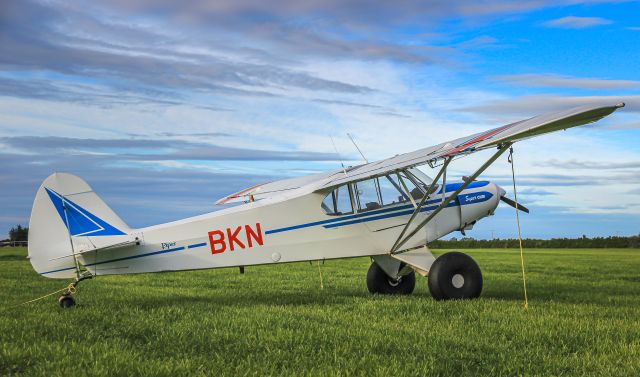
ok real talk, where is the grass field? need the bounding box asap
[1,247,639,376]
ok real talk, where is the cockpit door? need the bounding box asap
[353,175,416,233]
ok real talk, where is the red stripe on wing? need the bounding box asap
[438,122,518,158]
[217,182,266,204]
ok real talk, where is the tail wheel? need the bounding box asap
[367,262,415,295]
[58,294,76,308]
[428,252,482,300]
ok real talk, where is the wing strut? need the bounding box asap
[390,142,513,254]
[389,156,453,253]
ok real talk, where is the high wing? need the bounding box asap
[216,102,624,204]
[321,102,624,188]
[215,170,341,205]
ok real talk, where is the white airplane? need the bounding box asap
[28,102,625,307]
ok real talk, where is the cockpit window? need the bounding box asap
[322,184,353,216]
[379,175,408,205]
[355,178,382,212]
[354,174,415,212]
[404,169,438,200]
[408,168,433,186]
[385,173,420,204]
[321,169,438,216]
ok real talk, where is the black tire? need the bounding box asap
[367,262,416,295]
[428,252,482,300]
[58,295,76,308]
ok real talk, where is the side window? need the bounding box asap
[380,175,410,205]
[334,185,353,215]
[378,175,405,205]
[355,178,382,212]
[321,185,353,216]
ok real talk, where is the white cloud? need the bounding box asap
[1,0,639,236]
[491,74,640,90]
[542,16,613,29]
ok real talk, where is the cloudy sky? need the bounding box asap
[1,0,639,239]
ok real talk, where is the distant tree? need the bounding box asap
[9,225,28,242]
[430,234,640,249]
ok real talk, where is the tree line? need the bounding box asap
[4,223,639,248]
[6,225,29,242]
[430,235,640,249]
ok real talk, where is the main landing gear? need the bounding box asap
[427,252,482,300]
[367,251,483,300]
[367,262,416,294]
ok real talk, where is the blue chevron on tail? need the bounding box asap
[45,187,126,236]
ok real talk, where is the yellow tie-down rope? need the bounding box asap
[0,283,77,313]
[317,260,324,290]
[508,147,529,309]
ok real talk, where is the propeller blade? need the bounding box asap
[500,196,530,214]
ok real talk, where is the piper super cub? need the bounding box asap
[28,102,625,307]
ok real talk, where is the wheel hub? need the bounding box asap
[451,273,465,288]
[388,278,401,287]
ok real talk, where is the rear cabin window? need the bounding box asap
[322,185,353,216]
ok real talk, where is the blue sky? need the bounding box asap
[1,0,639,239]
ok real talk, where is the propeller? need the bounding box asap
[500,195,530,214]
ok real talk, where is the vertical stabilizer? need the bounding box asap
[28,173,131,279]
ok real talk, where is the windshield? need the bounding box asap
[408,167,433,185]
[404,168,438,199]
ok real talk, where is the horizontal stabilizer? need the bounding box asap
[49,238,141,261]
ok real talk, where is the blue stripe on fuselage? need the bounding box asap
[40,243,208,275]
[266,190,493,234]
[438,181,489,194]
[264,203,414,234]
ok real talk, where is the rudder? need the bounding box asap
[28,173,131,278]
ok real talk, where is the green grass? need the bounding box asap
[1,247,639,376]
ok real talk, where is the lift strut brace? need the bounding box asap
[390,156,453,253]
[390,142,513,254]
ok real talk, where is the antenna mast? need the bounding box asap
[347,133,368,163]
[329,136,348,176]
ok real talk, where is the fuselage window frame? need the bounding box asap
[321,184,355,216]
[322,170,435,216]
